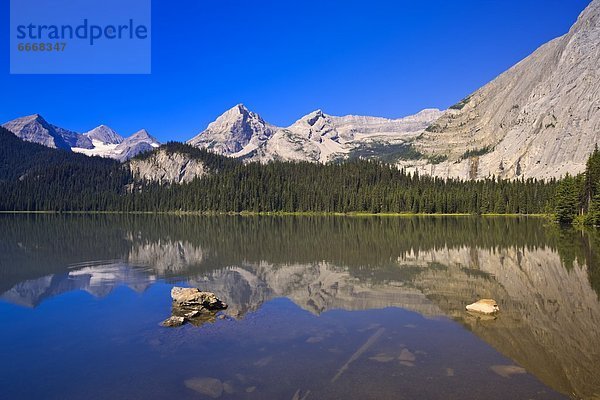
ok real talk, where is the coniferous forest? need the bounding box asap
[554,145,600,226]
[0,125,592,220]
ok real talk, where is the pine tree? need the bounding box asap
[584,144,600,212]
[555,174,580,224]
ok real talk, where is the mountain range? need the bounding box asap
[2,0,598,179]
[187,104,443,164]
[2,114,160,161]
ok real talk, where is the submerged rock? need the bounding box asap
[398,348,416,362]
[184,377,224,398]
[466,299,499,315]
[369,353,395,363]
[160,316,185,327]
[490,364,527,378]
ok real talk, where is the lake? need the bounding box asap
[1,215,599,399]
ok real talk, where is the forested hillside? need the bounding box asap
[555,146,600,226]
[0,131,557,214]
[0,126,131,210]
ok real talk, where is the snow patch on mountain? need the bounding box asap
[3,114,160,161]
[71,128,160,161]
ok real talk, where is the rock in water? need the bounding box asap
[171,287,228,311]
[162,287,228,327]
[490,365,527,378]
[160,316,185,327]
[466,299,499,315]
[398,348,416,362]
[184,377,224,398]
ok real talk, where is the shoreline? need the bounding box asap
[0,210,550,218]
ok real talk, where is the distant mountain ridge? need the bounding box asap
[2,114,92,151]
[2,115,160,161]
[187,104,443,163]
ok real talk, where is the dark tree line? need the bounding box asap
[0,128,558,214]
[125,157,555,214]
[554,146,600,225]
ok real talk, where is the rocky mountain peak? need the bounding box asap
[124,129,159,146]
[290,110,339,142]
[131,129,152,139]
[187,105,275,155]
[84,125,124,145]
[232,103,250,114]
[2,114,72,150]
[306,110,325,126]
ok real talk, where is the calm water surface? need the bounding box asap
[1,215,599,399]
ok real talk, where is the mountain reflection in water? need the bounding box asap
[1,215,599,399]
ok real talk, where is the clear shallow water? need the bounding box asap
[1,215,599,399]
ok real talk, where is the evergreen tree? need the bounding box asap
[555,174,580,224]
[584,144,600,212]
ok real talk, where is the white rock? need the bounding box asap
[466,299,499,315]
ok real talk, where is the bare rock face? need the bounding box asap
[466,299,500,315]
[413,0,600,179]
[128,148,207,184]
[187,104,276,156]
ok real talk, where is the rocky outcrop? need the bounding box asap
[170,287,227,311]
[162,287,228,327]
[128,148,207,184]
[411,0,600,179]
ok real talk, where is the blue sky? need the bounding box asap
[0,0,592,142]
